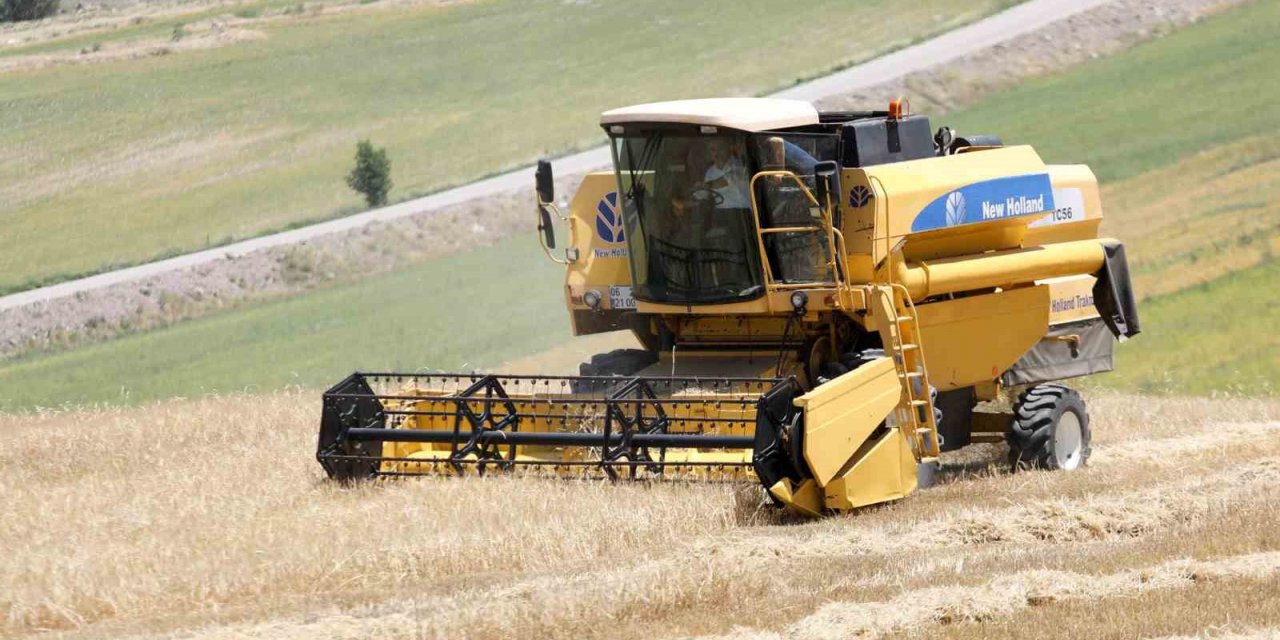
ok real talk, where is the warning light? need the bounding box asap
[889,97,911,120]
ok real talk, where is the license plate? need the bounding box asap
[609,286,635,310]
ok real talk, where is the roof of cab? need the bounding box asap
[599,98,820,132]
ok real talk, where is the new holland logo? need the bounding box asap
[849,185,873,208]
[595,192,625,244]
[909,174,1055,233]
[945,191,966,226]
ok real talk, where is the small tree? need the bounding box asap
[1,0,59,22]
[345,140,392,207]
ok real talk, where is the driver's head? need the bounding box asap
[686,143,709,178]
[709,138,734,165]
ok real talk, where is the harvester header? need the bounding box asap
[318,97,1139,516]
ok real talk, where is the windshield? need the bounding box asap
[609,127,841,304]
[612,130,765,304]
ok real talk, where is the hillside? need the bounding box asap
[2,391,1277,638]
[0,0,1274,410]
[0,0,1012,292]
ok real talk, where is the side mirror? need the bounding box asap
[536,159,555,204]
[538,207,556,249]
[534,159,556,249]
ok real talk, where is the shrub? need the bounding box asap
[345,140,392,207]
[1,0,59,22]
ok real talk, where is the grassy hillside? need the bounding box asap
[1079,133,1279,397]
[1097,136,1280,301]
[0,236,567,410]
[1103,260,1277,396]
[944,0,1280,183]
[0,0,1011,292]
[1,0,1276,409]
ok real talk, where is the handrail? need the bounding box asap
[759,226,824,235]
[746,170,846,300]
[830,227,853,309]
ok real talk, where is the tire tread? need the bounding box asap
[1007,384,1090,470]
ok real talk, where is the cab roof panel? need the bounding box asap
[600,98,820,132]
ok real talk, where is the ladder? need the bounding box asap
[870,284,942,461]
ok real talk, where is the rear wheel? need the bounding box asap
[1007,384,1091,470]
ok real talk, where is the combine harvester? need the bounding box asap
[317,98,1139,516]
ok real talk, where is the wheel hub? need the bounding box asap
[1053,410,1084,470]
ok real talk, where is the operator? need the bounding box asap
[703,138,750,210]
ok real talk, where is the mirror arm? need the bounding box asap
[535,196,573,265]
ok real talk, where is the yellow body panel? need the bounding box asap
[1044,274,1101,324]
[915,285,1051,391]
[794,356,900,486]
[1026,164,1105,246]
[564,173,634,335]
[822,427,918,511]
[856,146,1050,263]
[768,479,826,518]
[842,148,1107,269]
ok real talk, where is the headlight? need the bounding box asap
[790,291,808,314]
[583,290,603,310]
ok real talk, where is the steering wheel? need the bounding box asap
[687,186,725,207]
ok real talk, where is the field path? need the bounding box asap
[0,0,1108,313]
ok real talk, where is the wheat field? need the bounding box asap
[2,389,1278,639]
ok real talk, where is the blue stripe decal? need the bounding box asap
[910,173,1055,232]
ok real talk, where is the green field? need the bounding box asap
[943,0,1280,183]
[1099,259,1278,397]
[0,0,1012,292]
[1099,135,1280,301]
[0,236,568,410]
[2,0,1277,409]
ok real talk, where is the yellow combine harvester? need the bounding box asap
[317,98,1140,516]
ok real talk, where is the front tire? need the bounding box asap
[1008,384,1091,470]
[573,349,658,393]
[578,348,657,377]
